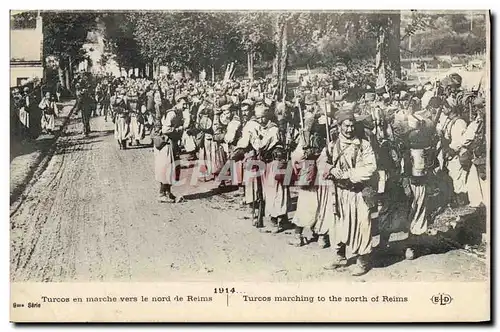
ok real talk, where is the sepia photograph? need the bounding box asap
[9,8,490,322]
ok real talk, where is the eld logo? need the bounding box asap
[430,293,453,306]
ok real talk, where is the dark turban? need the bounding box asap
[336,110,355,124]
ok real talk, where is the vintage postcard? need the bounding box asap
[9,9,490,322]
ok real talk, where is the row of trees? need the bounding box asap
[98,11,486,95]
[12,11,487,96]
[99,12,409,98]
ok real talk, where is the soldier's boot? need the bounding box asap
[351,254,371,277]
[323,246,347,270]
[405,247,416,260]
[122,140,127,150]
[318,234,330,249]
[378,232,391,250]
[158,184,169,203]
[404,234,417,260]
[165,185,176,202]
[288,227,305,247]
[272,215,286,234]
[269,217,277,229]
[457,193,469,206]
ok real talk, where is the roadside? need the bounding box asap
[10,99,76,206]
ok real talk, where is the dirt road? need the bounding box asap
[10,111,488,283]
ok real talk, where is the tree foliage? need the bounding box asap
[43,10,486,80]
[101,12,144,70]
[42,11,98,65]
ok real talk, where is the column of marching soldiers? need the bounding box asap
[70,68,486,277]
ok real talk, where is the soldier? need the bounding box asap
[128,91,145,146]
[233,102,263,225]
[224,103,243,187]
[400,103,439,260]
[180,92,198,161]
[320,110,377,276]
[112,88,130,149]
[152,103,184,203]
[436,96,469,206]
[210,103,229,185]
[101,80,112,122]
[289,109,329,247]
[11,88,23,137]
[197,101,216,182]
[73,84,93,137]
[463,97,487,208]
[257,105,291,233]
[95,81,104,117]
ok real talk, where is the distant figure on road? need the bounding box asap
[72,84,93,137]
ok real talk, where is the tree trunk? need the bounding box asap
[273,14,288,100]
[388,13,401,80]
[68,56,73,91]
[64,68,70,95]
[211,66,215,83]
[148,62,154,79]
[247,50,254,80]
[278,19,288,100]
[375,13,401,90]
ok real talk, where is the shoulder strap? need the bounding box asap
[352,141,362,168]
[445,117,459,138]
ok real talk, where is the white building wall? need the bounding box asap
[10,66,44,87]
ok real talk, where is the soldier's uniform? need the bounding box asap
[401,109,438,260]
[290,108,329,247]
[153,106,183,203]
[74,86,93,137]
[113,90,130,149]
[319,110,377,276]
[257,106,291,233]
[128,92,145,146]
[463,97,487,208]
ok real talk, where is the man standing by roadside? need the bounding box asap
[72,84,93,137]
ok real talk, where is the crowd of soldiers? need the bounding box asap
[11,78,66,140]
[72,67,487,277]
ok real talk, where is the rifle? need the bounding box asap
[252,178,256,224]
[255,169,265,228]
[323,96,331,145]
[294,89,305,143]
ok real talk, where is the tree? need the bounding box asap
[133,12,246,80]
[363,12,402,90]
[42,11,98,91]
[101,12,145,76]
[233,12,274,80]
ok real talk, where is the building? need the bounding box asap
[10,11,44,87]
